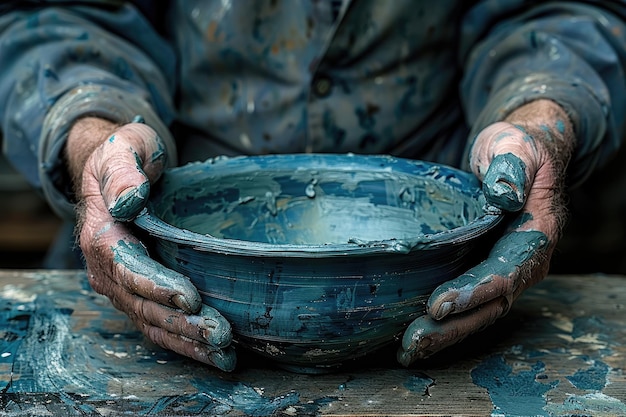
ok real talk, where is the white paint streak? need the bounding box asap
[1,285,36,302]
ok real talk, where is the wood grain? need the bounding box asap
[1,270,624,416]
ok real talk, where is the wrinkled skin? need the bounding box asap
[398,99,574,365]
[67,99,573,371]
[67,118,236,371]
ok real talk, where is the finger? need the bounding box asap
[427,229,549,320]
[142,322,237,371]
[398,296,508,366]
[93,274,231,348]
[88,123,167,221]
[100,235,203,314]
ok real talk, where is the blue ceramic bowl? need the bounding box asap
[134,154,502,372]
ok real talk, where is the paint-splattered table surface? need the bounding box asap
[1,270,625,416]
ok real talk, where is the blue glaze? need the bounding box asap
[109,181,150,221]
[111,240,202,313]
[134,154,503,370]
[494,131,512,142]
[572,316,606,339]
[566,360,609,391]
[150,144,166,165]
[482,152,526,212]
[0,286,302,416]
[471,355,557,417]
[429,230,548,319]
[512,124,528,136]
[546,393,626,416]
[189,378,300,416]
[0,293,125,399]
[136,154,502,255]
[404,373,435,396]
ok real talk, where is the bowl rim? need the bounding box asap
[133,154,504,258]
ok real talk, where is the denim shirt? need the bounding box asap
[0,0,625,219]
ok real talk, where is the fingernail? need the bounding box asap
[435,301,454,319]
[483,153,526,212]
[199,306,233,348]
[209,348,237,372]
[397,337,430,367]
[201,323,232,348]
[109,181,150,221]
[172,294,191,312]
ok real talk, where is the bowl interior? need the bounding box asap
[142,154,494,250]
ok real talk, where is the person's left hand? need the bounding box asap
[398,99,575,365]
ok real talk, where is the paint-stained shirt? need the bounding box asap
[0,0,625,218]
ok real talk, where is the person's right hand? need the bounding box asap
[66,117,236,371]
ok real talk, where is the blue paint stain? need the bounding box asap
[471,355,558,417]
[0,288,308,416]
[427,229,548,320]
[404,373,435,396]
[0,294,112,397]
[109,134,116,143]
[512,124,528,135]
[355,106,377,130]
[113,57,133,80]
[494,132,513,142]
[546,393,626,416]
[567,360,609,391]
[322,110,346,147]
[109,181,150,221]
[141,378,301,416]
[539,124,553,140]
[572,316,605,339]
[508,212,533,229]
[151,147,166,164]
[482,152,527,212]
[395,76,418,118]
[0,304,31,366]
[555,119,565,134]
[43,67,59,81]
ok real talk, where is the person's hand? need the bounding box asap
[66,117,236,371]
[398,99,574,365]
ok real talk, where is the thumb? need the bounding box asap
[470,122,539,212]
[482,152,528,212]
[88,123,168,221]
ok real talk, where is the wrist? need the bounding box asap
[66,117,120,198]
[505,99,573,239]
[504,99,575,166]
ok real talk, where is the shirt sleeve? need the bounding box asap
[0,2,178,219]
[460,0,626,186]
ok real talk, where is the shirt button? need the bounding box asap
[313,76,333,98]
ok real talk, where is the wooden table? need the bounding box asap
[1,270,625,416]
